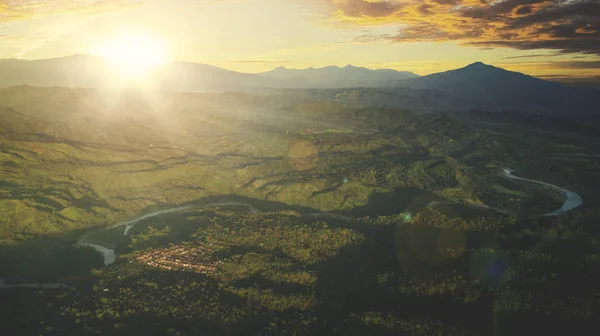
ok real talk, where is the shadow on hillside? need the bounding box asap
[0,194,344,284]
[0,189,478,284]
[343,187,441,217]
[0,179,118,213]
[0,228,105,284]
[132,194,321,217]
[310,213,600,336]
[309,219,493,335]
[2,193,599,335]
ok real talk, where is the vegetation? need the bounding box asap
[2,86,600,334]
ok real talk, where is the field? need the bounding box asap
[2,86,600,335]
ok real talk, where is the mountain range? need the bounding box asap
[260,65,418,88]
[0,55,418,90]
[0,54,598,113]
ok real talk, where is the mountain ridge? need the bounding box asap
[258,63,419,88]
[0,55,598,113]
[0,55,564,84]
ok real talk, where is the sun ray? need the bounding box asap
[90,31,168,79]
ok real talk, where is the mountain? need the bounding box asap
[0,56,597,113]
[0,56,417,91]
[0,55,272,92]
[154,61,270,91]
[395,62,552,94]
[392,62,600,112]
[258,65,419,88]
[0,55,113,88]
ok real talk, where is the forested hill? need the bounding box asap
[2,86,600,335]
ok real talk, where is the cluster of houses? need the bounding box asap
[136,245,222,274]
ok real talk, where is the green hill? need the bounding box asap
[2,86,600,335]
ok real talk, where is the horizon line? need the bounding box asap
[2,54,599,83]
[0,53,498,76]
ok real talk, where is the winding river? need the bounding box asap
[81,168,581,266]
[1,168,584,288]
[73,202,260,266]
[427,168,583,217]
[502,168,583,216]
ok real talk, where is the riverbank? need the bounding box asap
[427,168,583,217]
[502,168,583,216]
[83,168,583,267]
[4,169,584,288]
[74,202,262,266]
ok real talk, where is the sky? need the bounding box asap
[1,0,599,81]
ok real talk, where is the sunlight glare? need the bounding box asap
[92,32,168,79]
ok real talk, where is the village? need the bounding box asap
[135,245,222,274]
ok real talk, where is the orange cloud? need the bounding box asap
[313,0,600,55]
[497,60,600,80]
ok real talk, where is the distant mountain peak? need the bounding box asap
[464,61,493,69]
[458,61,513,75]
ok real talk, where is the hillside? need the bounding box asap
[2,86,600,334]
[0,86,499,244]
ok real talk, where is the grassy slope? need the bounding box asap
[2,86,600,334]
[0,86,506,243]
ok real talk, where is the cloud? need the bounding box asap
[515,6,533,15]
[501,53,561,59]
[500,60,600,69]
[313,0,600,55]
[553,60,600,69]
[497,60,600,78]
[0,0,142,22]
[220,60,292,63]
[536,74,570,78]
[468,39,600,55]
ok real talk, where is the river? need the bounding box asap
[70,170,585,266]
[502,168,583,216]
[427,168,582,217]
[2,168,583,288]
[73,202,260,266]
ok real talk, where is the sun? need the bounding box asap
[92,32,168,78]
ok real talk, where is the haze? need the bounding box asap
[3,1,600,335]
[1,0,599,86]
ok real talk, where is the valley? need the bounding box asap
[2,0,600,330]
[2,85,600,335]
